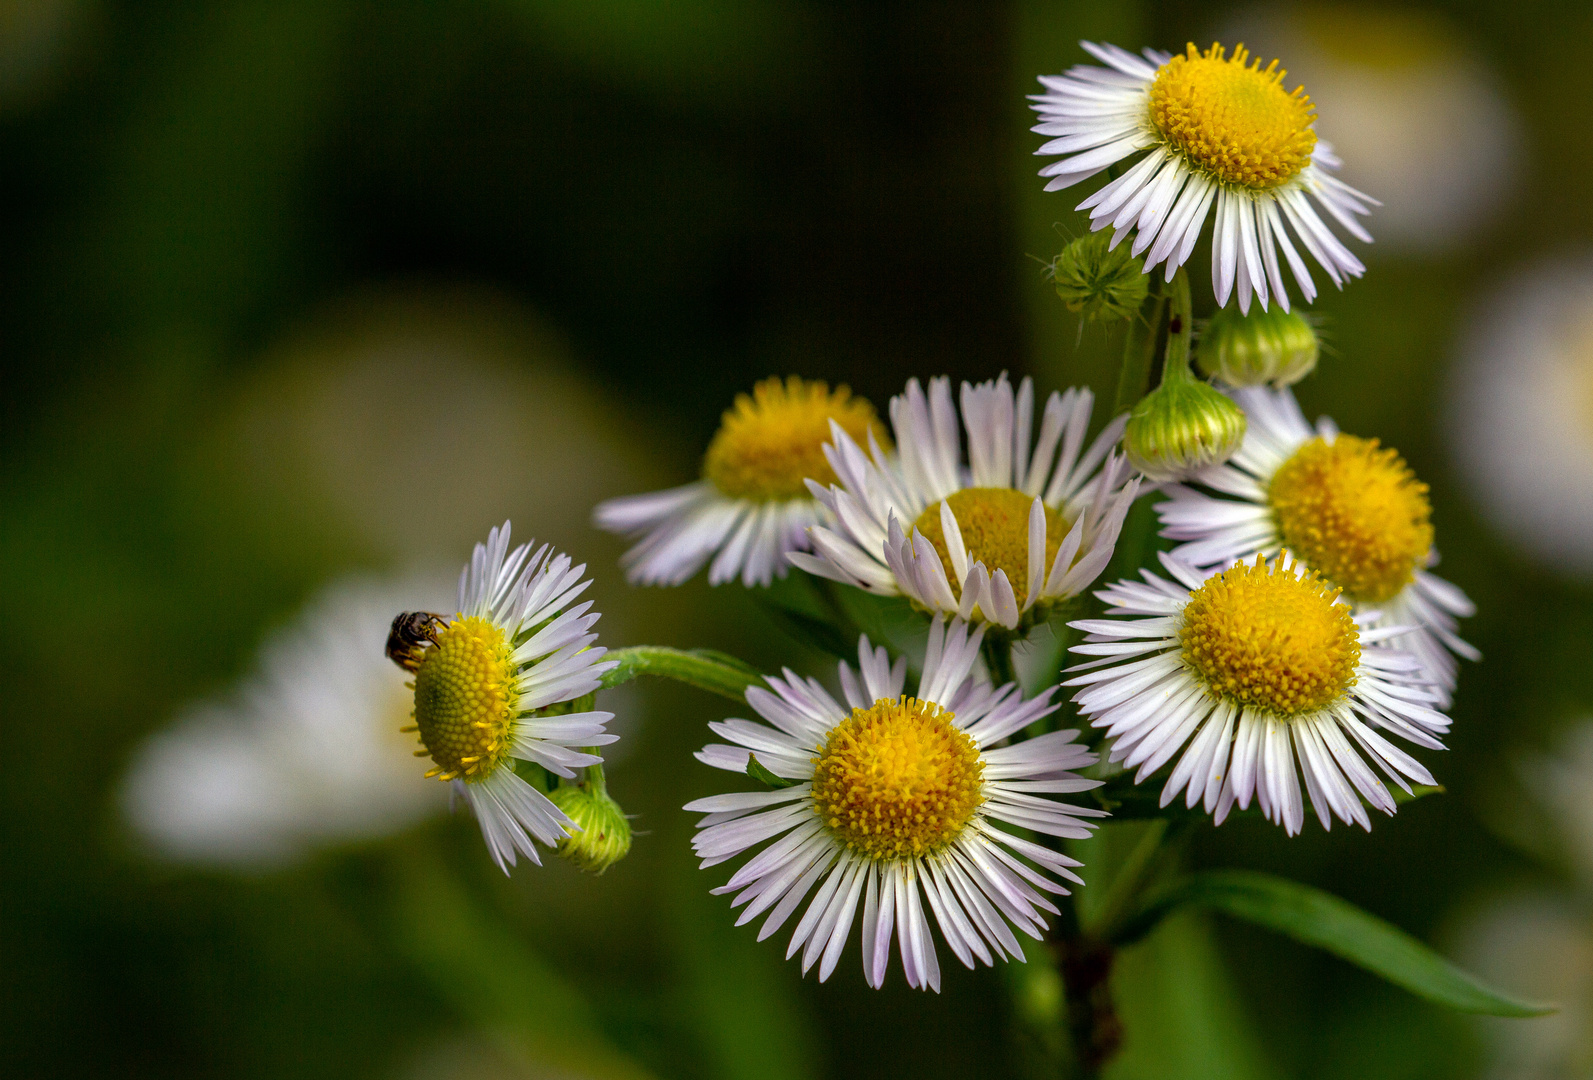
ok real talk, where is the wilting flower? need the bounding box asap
[794,374,1138,632]
[687,619,1103,990]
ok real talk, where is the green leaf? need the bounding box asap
[1116,870,1553,1017]
[600,646,761,701]
[746,753,800,790]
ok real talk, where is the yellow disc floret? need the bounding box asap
[1180,556,1360,716]
[811,697,984,860]
[702,376,889,501]
[913,488,1067,603]
[1268,435,1433,604]
[410,616,519,783]
[1149,43,1317,190]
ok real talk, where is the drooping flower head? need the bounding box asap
[404,522,619,873]
[1069,553,1450,835]
[1032,41,1375,313]
[1157,386,1476,704]
[793,374,1139,633]
[687,618,1103,990]
[595,377,889,587]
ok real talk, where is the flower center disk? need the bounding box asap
[913,488,1066,602]
[1180,557,1359,716]
[1267,435,1433,604]
[810,696,985,860]
[411,616,518,782]
[702,376,888,502]
[1148,43,1317,190]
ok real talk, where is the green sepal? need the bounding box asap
[746,753,800,790]
[1114,870,1553,1017]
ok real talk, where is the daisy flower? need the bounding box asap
[1449,254,1593,578]
[595,377,888,587]
[1157,385,1477,705]
[401,522,619,873]
[1031,41,1374,313]
[120,576,451,868]
[792,374,1139,633]
[686,618,1103,991]
[1069,553,1451,835]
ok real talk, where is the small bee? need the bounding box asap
[386,611,445,673]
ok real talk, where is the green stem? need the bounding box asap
[1113,289,1166,416]
[1083,820,1168,942]
[1156,266,1195,387]
[980,633,1017,690]
[598,646,761,702]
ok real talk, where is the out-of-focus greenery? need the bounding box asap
[5,1,1593,1078]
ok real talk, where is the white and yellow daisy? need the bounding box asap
[120,576,452,868]
[403,522,619,873]
[595,377,889,587]
[792,374,1139,632]
[1068,553,1450,835]
[686,618,1103,990]
[1157,385,1477,705]
[1031,41,1374,313]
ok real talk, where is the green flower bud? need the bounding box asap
[1123,376,1247,482]
[1196,307,1320,388]
[1048,231,1150,323]
[549,783,632,874]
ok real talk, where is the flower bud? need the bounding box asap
[1048,231,1150,323]
[1196,307,1319,388]
[1123,377,1247,482]
[549,783,632,874]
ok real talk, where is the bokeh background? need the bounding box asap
[7,1,1593,1077]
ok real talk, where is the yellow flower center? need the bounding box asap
[1180,556,1360,717]
[1148,43,1317,190]
[409,616,518,783]
[702,376,888,502]
[913,488,1067,603]
[1268,435,1433,604]
[811,696,985,860]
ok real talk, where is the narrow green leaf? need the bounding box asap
[599,646,761,701]
[746,753,800,790]
[1117,870,1552,1018]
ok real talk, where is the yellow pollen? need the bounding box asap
[410,616,518,783]
[1148,43,1317,190]
[1268,435,1433,604]
[702,376,889,501]
[1180,556,1359,716]
[810,696,984,860]
[913,488,1066,603]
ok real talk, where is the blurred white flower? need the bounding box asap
[1449,256,1593,577]
[1221,4,1520,252]
[121,575,454,868]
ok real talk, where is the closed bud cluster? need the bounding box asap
[549,783,632,874]
[1048,231,1150,322]
[1197,307,1319,388]
[1124,377,1248,482]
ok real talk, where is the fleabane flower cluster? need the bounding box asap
[794,374,1139,632]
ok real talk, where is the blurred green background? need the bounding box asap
[6,1,1593,1077]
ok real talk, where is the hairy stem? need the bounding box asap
[598,645,761,702]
